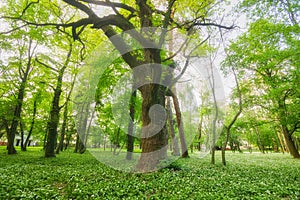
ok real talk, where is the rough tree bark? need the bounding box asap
[7,39,35,155]
[45,44,72,157]
[126,91,136,160]
[136,83,168,172]
[281,124,300,158]
[56,72,76,154]
[55,99,68,154]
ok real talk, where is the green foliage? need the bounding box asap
[240,0,300,25]
[222,6,300,151]
[1,147,300,199]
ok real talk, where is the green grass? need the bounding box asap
[0,147,299,200]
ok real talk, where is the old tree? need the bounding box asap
[4,0,233,171]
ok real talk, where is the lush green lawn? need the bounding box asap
[0,147,299,200]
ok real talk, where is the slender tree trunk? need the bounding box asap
[7,39,35,155]
[56,102,68,154]
[113,128,121,155]
[23,99,37,151]
[104,135,106,151]
[197,115,203,151]
[210,87,218,165]
[211,139,216,165]
[221,67,242,165]
[166,97,180,156]
[75,132,86,154]
[126,91,136,160]
[20,121,25,151]
[74,135,80,153]
[56,71,77,154]
[84,108,96,148]
[255,126,265,153]
[221,127,230,166]
[74,102,90,154]
[171,92,189,158]
[276,127,286,153]
[64,133,71,150]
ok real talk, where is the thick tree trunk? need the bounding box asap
[171,92,189,158]
[45,88,61,157]
[7,81,27,155]
[7,130,17,154]
[277,99,299,158]
[211,146,216,165]
[7,82,26,155]
[126,91,136,160]
[136,84,168,172]
[45,70,65,157]
[45,45,71,157]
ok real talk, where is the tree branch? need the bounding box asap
[101,25,141,68]
[35,58,59,73]
[194,22,236,30]
[21,0,40,17]
[290,120,300,136]
[162,37,190,62]
[79,0,136,13]
[0,24,27,35]
[63,0,98,18]
[172,35,210,85]
[227,68,243,130]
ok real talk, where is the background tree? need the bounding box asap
[224,17,300,158]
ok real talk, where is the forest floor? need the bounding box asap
[0,146,299,200]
